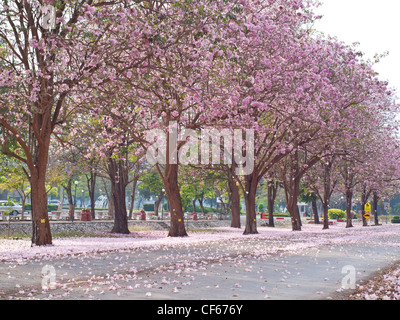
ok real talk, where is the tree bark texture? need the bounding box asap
[311,194,320,224]
[108,158,130,234]
[163,164,187,237]
[243,171,259,235]
[267,181,279,228]
[228,171,241,229]
[345,189,353,228]
[30,154,52,246]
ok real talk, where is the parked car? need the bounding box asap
[0,200,23,216]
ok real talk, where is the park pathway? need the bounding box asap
[1,224,400,300]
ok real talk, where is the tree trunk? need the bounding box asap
[373,192,379,226]
[228,177,241,228]
[361,186,369,227]
[21,196,26,220]
[322,203,329,230]
[345,189,353,228]
[31,165,52,246]
[108,159,130,234]
[267,181,278,228]
[154,191,165,217]
[164,164,187,237]
[192,198,197,212]
[288,200,302,231]
[244,194,257,234]
[128,177,138,219]
[64,179,74,221]
[230,183,241,229]
[198,196,206,215]
[28,122,53,246]
[108,194,115,218]
[243,172,259,235]
[110,182,129,234]
[285,176,302,231]
[219,196,227,214]
[102,177,114,219]
[86,171,97,220]
[311,194,320,224]
[321,163,333,230]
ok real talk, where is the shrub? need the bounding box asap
[273,212,291,217]
[24,204,59,212]
[186,204,214,213]
[391,216,400,224]
[48,204,59,211]
[328,209,346,220]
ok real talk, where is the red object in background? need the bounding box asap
[261,212,267,219]
[193,213,198,221]
[140,210,146,221]
[81,209,92,221]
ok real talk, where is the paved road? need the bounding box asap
[1,225,400,301]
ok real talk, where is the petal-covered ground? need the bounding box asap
[2,224,399,263]
[1,223,400,300]
[346,263,400,300]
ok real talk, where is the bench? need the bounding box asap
[49,211,62,220]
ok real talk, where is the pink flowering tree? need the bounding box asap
[277,35,398,231]
[334,77,400,228]
[88,0,257,237]
[303,154,340,230]
[0,0,136,245]
[217,0,325,234]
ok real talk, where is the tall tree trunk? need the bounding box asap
[361,185,369,227]
[129,177,138,219]
[285,175,302,231]
[311,194,320,224]
[288,199,302,231]
[228,177,241,229]
[267,181,278,228]
[30,159,52,246]
[198,195,206,215]
[108,159,130,234]
[102,178,114,219]
[243,171,259,235]
[154,191,165,217]
[18,191,27,220]
[108,193,115,219]
[65,179,74,221]
[345,189,353,228]
[192,198,197,212]
[163,164,187,237]
[373,192,379,226]
[322,202,329,230]
[322,164,331,230]
[281,151,304,232]
[86,170,97,220]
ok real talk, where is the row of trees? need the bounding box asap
[0,0,399,246]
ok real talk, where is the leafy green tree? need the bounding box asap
[298,184,320,224]
[0,165,30,219]
[179,167,216,214]
[138,170,165,216]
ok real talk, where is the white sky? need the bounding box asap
[314,0,400,96]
